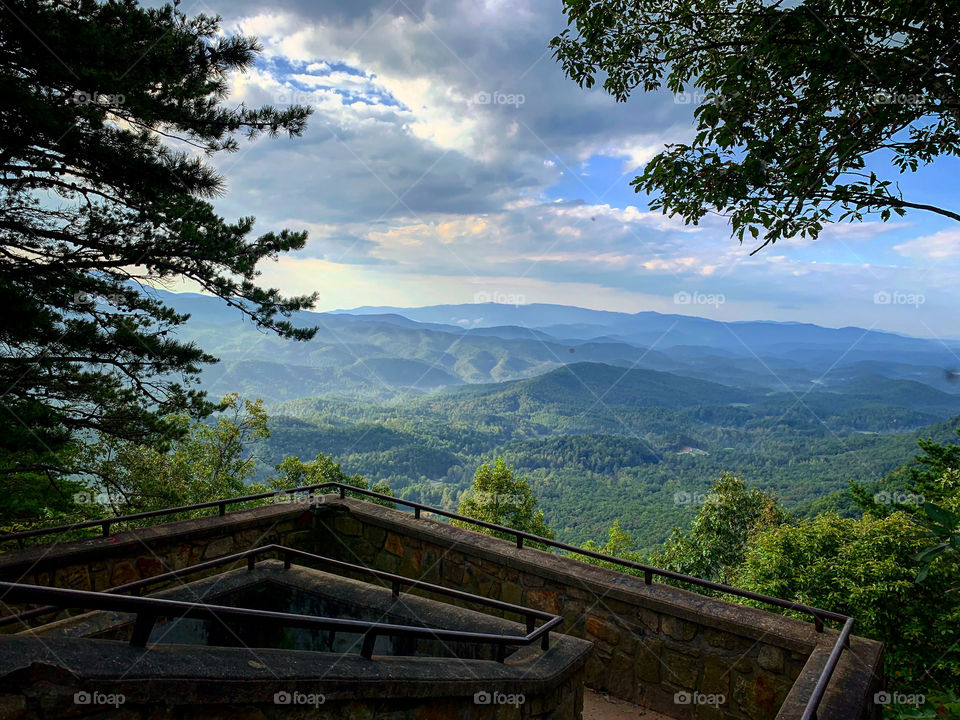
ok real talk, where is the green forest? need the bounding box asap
[251,374,960,549]
[3,0,960,717]
[5,390,956,715]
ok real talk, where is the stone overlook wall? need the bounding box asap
[0,496,883,720]
[3,561,589,720]
[313,501,881,720]
[0,632,585,720]
[0,502,316,597]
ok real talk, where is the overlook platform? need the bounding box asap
[0,487,883,719]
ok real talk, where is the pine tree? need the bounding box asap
[0,1,317,496]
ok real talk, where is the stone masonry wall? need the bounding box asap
[0,666,583,720]
[0,503,318,626]
[313,501,878,720]
[0,502,587,720]
[0,497,882,719]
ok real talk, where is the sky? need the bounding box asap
[186,0,959,340]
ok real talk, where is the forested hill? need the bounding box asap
[151,290,960,547]
[433,362,754,410]
[255,394,960,549]
[160,290,960,402]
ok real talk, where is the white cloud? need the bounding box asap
[588,128,691,171]
[554,202,701,233]
[894,228,960,260]
[186,1,960,336]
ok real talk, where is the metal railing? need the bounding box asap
[0,544,561,661]
[0,482,854,718]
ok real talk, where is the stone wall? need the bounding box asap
[0,496,883,719]
[312,500,882,720]
[0,502,317,611]
[0,634,584,720]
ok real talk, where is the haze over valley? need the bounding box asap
[163,290,960,548]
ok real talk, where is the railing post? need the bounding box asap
[495,644,507,663]
[814,615,824,633]
[391,580,400,599]
[219,502,226,516]
[247,555,256,572]
[516,535,524,550]
[360,631,376,659]
[414,507,421,519]
[644,570,653,585]
[526,617,535,634]
[541,632,550,651]
[101,521,111,537]
[283,551,291,570]
[338,486,345,499]
[130,612,156,648]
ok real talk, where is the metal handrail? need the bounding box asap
[0,486,334,544]
[800,617,854,720]
[0,544,558,630]
[0,481,854,717]
[272,544,557,624]
[0,544,562,660]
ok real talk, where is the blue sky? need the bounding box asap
[187,0,959,340]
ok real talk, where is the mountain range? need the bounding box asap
[161,290,960,402]
[156,290,960,547]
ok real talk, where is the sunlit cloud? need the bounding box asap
[186,1,960,338]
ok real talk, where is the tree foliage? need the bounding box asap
[579,518,645,573]
[552,0,960,250]
[650,473,788,585]
[909,429,960,497]
[452,457,553,543]
[0,395,398,533]
[261,453,395,508]
[255,393,959,550]
[644,434,960,700]
[862,425,960,505]
[75,393,269,517]
[738,511,959,693]
[0,0,317,487]
[914,497,960,586]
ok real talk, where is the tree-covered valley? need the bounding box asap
[156,292,960,550]
[3,0,960,715]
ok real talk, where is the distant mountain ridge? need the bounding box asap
[445,362,754,409]
[336,301,956,355]
[153,290,960,405]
